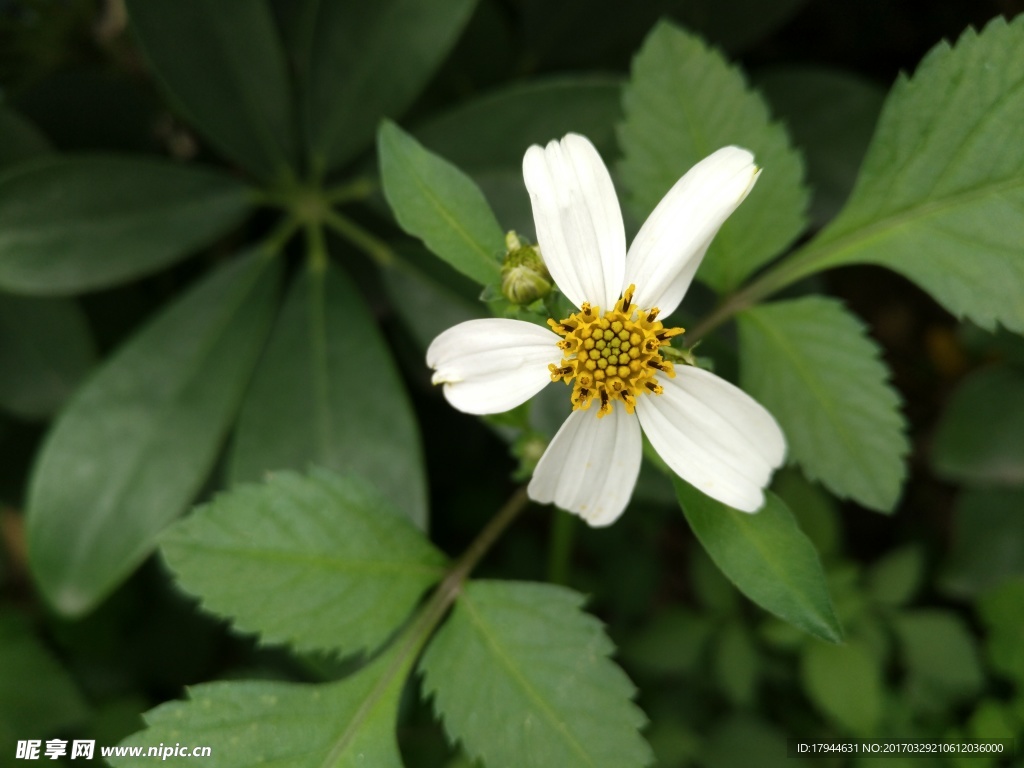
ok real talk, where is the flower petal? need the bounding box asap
[636,367,785,512]
[625,146,760,316]
[528,407,642,527]
[427,318,561,415]
[523,133,626,311]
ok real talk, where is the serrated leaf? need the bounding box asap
[618,21,807,294]
[379,120,504,286]
[304,0,477,173]
[162,469,445,657]
[675,478,842,643]
[27,253,279,616]
[0,293,94,419]
[0,156,251,295]
[932,364,1024,485]
[800,640,883,736]
[126,0,296,181]
[785,16,1024,332]
[113,641,415,767]
[421,580,652,768]
[230,262,427,527]
[738,296,908,512]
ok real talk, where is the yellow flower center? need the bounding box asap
[547,284,684,417]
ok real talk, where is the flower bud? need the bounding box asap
[500,231,551,305]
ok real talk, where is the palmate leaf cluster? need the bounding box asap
[0,1,1022,766]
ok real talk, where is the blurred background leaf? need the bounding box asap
[0,293,94,420]
[27,253,279,616]
[0,156,252,294]
[125,0,297,181]
[931,364,1024,486]
[301,0,478,175]
[230,262,428,526]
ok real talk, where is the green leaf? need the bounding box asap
[977,580,1024,686]
[414,76,623,232]
[0,613,89,743]
[714,622,758,706]
[420,580,652,768]
[0,293,94,419]
[738,296,908,512]
[0,106,49,169]
[932,364,1024,485]
[0,156,251,295]
[230,262,427,527]
[701,715,790,768]
[381,251,485,351]
[755,67,885,224]
[416,76,623,172]
[379,120,504,286]
[113,641,415,767]
[770,469,840,557]
[618,21,807,294]
[620,607,713,676]
[27,252,280,616]
[125,0,296,181]
[893,610,984,703]
[941,487,1024,597]
[800,640,883,736]
[865,546,924,607]
[675,478,842,643]
[304,0,477,173]
[162,469,445,657]
[785,16,1024,332]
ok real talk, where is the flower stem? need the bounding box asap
[389,487,532,661]
[305,221,329,273]
[323,210,395,268]
[326,176,378,204]
[546,511,576,585]
[260,215,301,256]
[685,244,823,344]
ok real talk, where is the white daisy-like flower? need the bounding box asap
[427,133,786,526]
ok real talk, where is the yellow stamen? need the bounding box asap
[547,284,684,417]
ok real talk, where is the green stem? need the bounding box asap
[412,487,531,636]
[323,210,395,268]
[685,241,828,344]
[305,221,328,273]
[546,511,575,585]
[326,177,378,205]
[260,215,301,256]
[321,487,532,765]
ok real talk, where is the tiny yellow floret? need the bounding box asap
[547,284,684,417]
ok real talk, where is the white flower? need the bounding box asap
[427,133,785,526]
